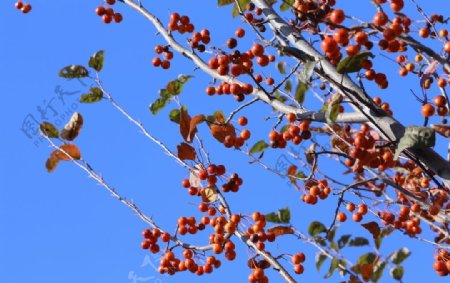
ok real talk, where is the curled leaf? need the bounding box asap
[180,107,191,142]
[201,185,218,203]
[60,112,83,141]
[188,114,205,142]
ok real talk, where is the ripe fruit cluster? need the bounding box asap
[190,29,210,52]
[268,119,311,149]
[95,0,123,24]
[152,45,173,70]
[291,252,306,274]
[141,228,170,254]
[433,249,450,276]
[15,1,31,13]
[243,3,267,33]
[168,13,195,34]
[301,179,332,205]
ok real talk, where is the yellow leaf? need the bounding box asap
[201,185,218,203]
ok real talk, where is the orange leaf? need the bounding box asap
[177,142,196,160]
[361,264,373,281]
[432,124,450,137]
[60,112,83,141]
[267,225,294,237]
[188,114,205,142]
[201,185,218,203]
[54,143,81,160]
[210,123,236,143]
[180,107,191,142]
[45,155,60,173]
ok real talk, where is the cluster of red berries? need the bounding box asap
[337,203,369,223]
[190,29,210,52]
[268,118,311,149]
[243,3,267,33]
[433,249,450,276]
[168,12,194,34]
[15,1,31,13]
[152,45,172,70]
[95,0,122,24]
[141,228,170,254]
[301,179,332,205]
[420,95,448,119]
[160,248,222,276]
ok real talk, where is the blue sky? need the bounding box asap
[1,1,450,283]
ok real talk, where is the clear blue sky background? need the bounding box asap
[1,1,450,283]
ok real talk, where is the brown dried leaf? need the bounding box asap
[267,225,294,237]
[432,124,450,138]
[210,123,236,143]
[45,155,60,173]
[54,143,81,160]
[361,264,374,281]
[201,185,218,203]
[177,142,196,160]
[180,107,191,142]
[60,112,83,141]
[361,221,381,239]
[188,114,205,142]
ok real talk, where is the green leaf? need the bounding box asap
[39,122,59,138]
[389,248,411,265]
[325,94,341,125]
[375,226,394,250]
[265,207,291,224]
[166,75,194,95]
[349,237,369,247]
[357,253,377,265]
[299,60,317,83]
[169,109,181,124]
[326,227,337,242]
[280,0,294,11]
[277,62,287,74]
[217,0,234,6]
[150,97,171,115]
[275,91,288,103]
[336,52,375,74]
[88,50,105,72]
[284,80,292,92]
[338,234,351,249]
[249,140,268,155]
[371,260,386,282]
[390,266,404,281]
[58,65,89,79]
[308,221,326,237]
[315,252,327,271]
[295,81,308,104]
[324,257,339,279]
[80,87,103,103]
[394,126,435,160]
